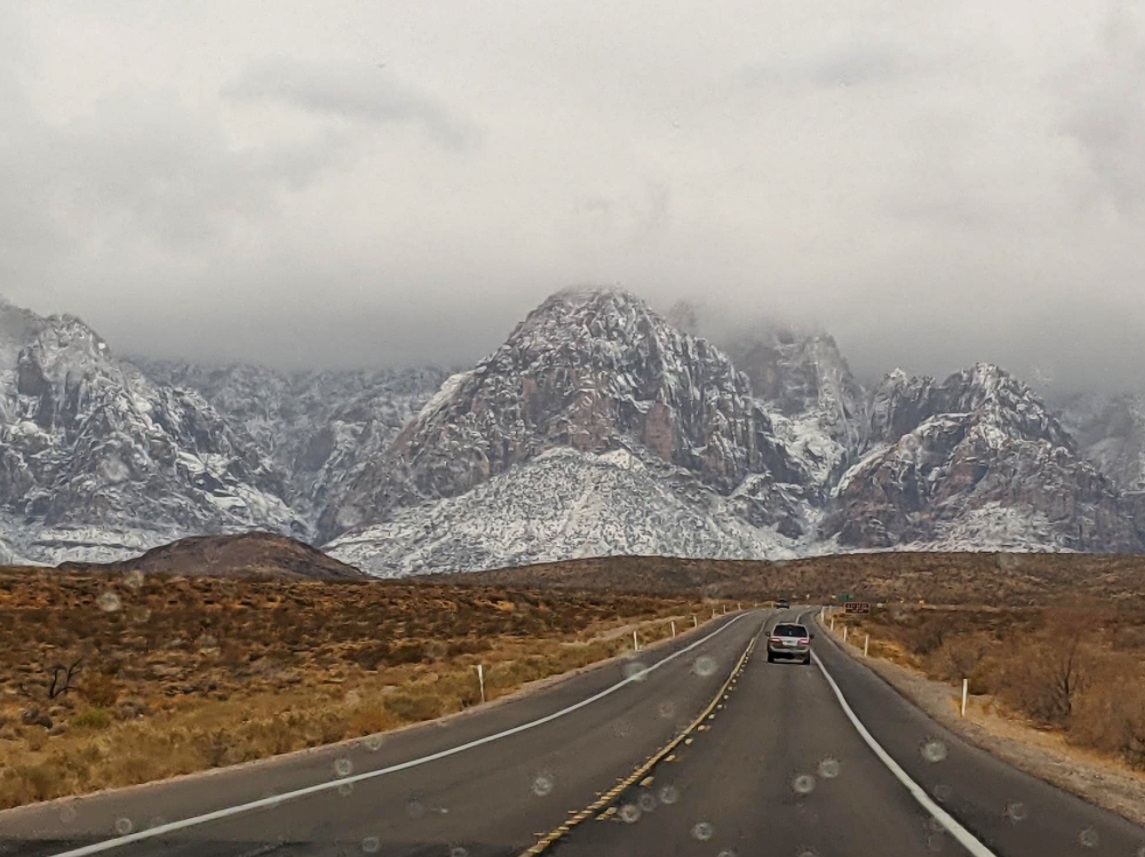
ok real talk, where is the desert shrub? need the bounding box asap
[384,691,444,723]
[72,708,113,730]
[82,674,120,707]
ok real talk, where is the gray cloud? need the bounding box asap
[224,56,479,151]
[0,1,1142,394]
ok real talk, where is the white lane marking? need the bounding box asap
[812,650,999,857]
[45,613,753,857]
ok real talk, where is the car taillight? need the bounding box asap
[799,638,810,646]
[769,637,781,644]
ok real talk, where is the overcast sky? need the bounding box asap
[1,2,1143,390]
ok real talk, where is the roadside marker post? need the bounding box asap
[842,625,848,643]
[693,615,698,628]
[671,620,677,638]
[633,630,640,652]
[476,664,486,705]
[830,617,836,632]
[961,679,969,717]
[864,635,869,657]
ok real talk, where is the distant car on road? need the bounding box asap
[775,598,790,609]
[767,622,813,664]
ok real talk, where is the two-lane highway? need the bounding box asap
[0,612,762,857]
[3,607,1144,857]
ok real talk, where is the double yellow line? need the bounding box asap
[517,632,758,856]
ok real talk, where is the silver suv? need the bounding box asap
[766,622,813,665]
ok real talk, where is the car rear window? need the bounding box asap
[774,624,808,637]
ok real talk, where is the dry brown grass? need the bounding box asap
[831,603,1145,772]
[0,570,717,809]
[428,552,1145,607]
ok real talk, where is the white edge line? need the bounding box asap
[44,613,752,857]
[811,647,999,857]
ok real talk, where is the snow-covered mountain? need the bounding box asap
[318,288,815,548]
[828,365,1141,552]
[0,297,300,564]
[2,289,1142,573]
[133,359,451,529]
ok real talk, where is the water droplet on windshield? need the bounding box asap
[532,773,555,797]
[1079,828,1100,848]
[449,847,469,857]
[637,791,658,813]
[146,816,166,829]
[658,784,680,805]
[1004,801,1027,822]
[364,735,384,751]
[124,570,144,591]
[360,837,380,853]
[334,758,354,778]
[613,719,632,737]
[619,804,642,824]
[98,592,122,613]
[797,849,818,857]
[344,690,361,706]
[623,661,648,682]
[406,798,425,818]
[933,784,953,803]
[338,782,354,797]
[114,818,133,835]
[717,850,738,857]
[920,739,948,763]
[58,803,77,823]
[693,656,717,677]
[692,821,715,841]
[792,774,816,795]
[817,757,841,779]
[658,700,676,719]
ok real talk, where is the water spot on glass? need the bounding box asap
[693,656,718,677]
[334,758,354,778]
[98,591,122,613]
[920,739,947,763]
[619,804,642,824]
[365,735,384,752]
[792,774,816,795]
[114,818,133,835]
[360,837,380,854]
[637,791,658,813]
[933,784,953,803]
[692,821,715,841]
[817,757,841,779]
[717,850,737,857]
[622,661,648,682]
[658,784,680,805]
[927,816,945,833]
[1004,801,1027,823]
[130,606,151,623]
[124,569,145,591]
[406,798,425,818]
[449,848,469,857]
[532,772,555,797]
[338,782,354,797]
[1078,828,1099,848]
[58,803,77,823]
[658,700,677,719]
[613,719,632,738]
[926,832,944,852]
[344,690,362,707]
[146,816,166,829]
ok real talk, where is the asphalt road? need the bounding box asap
[2,608,1144,857]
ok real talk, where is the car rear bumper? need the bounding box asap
[767,646,810,660]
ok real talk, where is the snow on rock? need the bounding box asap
[325,447,797,577]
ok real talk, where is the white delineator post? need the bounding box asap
[961,678,969,717]
[476,664,486,705]
[671,620,677,638]
[830,616,836,632]
[633,630,640,652]
[842,625,848,643]
[693,615,698,628]
[864,634,870,657]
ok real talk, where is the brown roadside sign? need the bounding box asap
[844,602,871,614]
